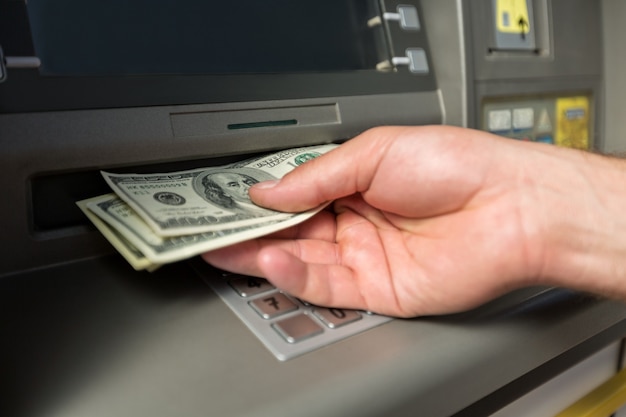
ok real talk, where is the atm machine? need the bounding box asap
[1,1,626,416]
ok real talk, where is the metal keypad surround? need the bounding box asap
[203,272,392,361]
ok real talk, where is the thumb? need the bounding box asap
[248,127,400,212]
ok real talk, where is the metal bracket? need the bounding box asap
[376,48,429,74]
[367,4,427,74]
[0,44,41,82]
[367,5,421,31]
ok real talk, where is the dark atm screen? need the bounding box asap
[27,0,378,75]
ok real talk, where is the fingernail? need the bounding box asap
[253,180,279,190]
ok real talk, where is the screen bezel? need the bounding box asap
[0,68,437,113]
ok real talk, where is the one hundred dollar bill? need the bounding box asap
[101,144,337,236]
[79,193,325,265]
[77,198,162,271]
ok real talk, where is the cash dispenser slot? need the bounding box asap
[29,152,268,234]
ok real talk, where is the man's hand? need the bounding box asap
[203,126,626,317]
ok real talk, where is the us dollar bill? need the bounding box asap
[101,144,337,236]
[77,197,162,271]
[79,193,325,265]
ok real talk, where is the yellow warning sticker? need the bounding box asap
[496,0,530,34]
[555,96,590,149]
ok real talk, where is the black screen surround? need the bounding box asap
[0,0,436,112]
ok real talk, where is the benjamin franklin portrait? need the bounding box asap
[193,167,277,215]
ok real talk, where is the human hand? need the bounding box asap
[202,125,626,317]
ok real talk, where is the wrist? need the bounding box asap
[529,146,626,297]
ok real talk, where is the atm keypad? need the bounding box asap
[202,272,392,361]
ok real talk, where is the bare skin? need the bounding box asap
[203,126,626,317]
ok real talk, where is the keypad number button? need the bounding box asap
[273,314,323,344]
[249,293,298,319]
[313,307,361,329]
[229,276,274,297]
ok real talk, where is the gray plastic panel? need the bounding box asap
[2,256,626,417]
[467,0,602,81]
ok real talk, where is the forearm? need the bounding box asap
[530,145,626,298]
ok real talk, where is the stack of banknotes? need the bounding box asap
[77,144,337,271]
